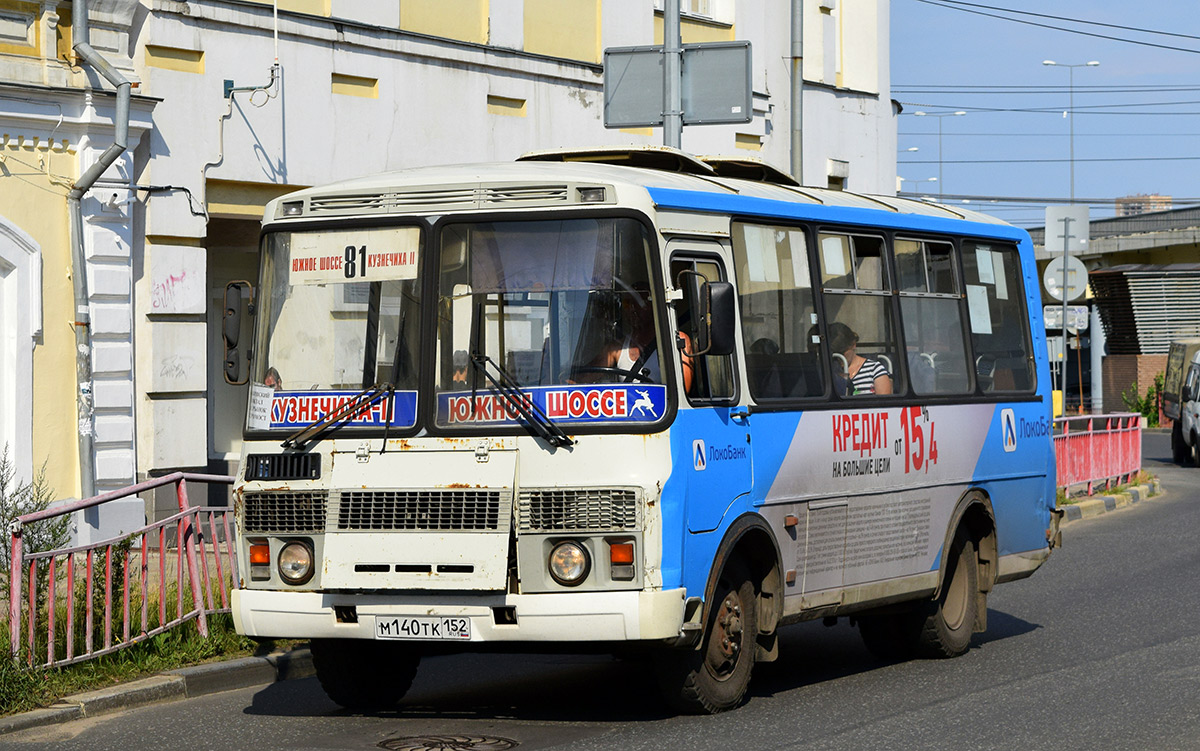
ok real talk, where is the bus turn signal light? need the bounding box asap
[609,541,635,581]
[609,542,634,564]
[250,543,270,565]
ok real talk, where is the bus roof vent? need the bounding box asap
[699,156,800,186]
[482,184,570,205]
[518,145,717,176]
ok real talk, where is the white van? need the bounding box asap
[1178,350,1200,465]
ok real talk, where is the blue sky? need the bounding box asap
[890,0,1200,228]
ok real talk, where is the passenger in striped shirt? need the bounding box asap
[828,322,893,396]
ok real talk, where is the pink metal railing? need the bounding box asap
[7,472,236,668]
[1054,413,1143,496]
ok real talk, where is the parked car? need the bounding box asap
[1163,339,1200,463]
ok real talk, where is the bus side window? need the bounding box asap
[897,238,972,396]
[961,242,1035,393]
[731,222,824,400]
[817,233,905,397]
[672,257,735,403]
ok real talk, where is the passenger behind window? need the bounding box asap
[828,322,892,396]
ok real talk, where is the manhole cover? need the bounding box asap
[378,736,519,751]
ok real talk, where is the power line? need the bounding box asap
[901,156,1200,164]
[911,0,1200,55]
[900,99,1200,113]
[895,85,1200,94]
[900,132,1198,137]
[914,0,1200,41]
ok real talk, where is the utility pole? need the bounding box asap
[663,0,682,148]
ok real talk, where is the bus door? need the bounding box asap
[669,246,750,533]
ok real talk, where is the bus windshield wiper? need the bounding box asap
[469,353,573,449]
[281,382,394,450]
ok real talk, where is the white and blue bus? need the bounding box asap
[227,147,1059,714]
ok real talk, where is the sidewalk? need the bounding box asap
[0,647,313,735]
[0,479,1164,736]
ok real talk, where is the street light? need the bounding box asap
[1043,59,1098,413]
[899,176,938,198]
[1042,60,1099,202]
[913,110,965,197]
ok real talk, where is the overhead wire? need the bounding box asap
[911,0,1200,54]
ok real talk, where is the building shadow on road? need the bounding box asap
[241,608,1040,723]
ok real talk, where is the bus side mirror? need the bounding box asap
[223,281,255,385]
[706,281,736,356]
[680,273,736,357]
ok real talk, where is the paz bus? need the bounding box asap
[225,146,1059,714]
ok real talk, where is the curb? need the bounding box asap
[0,647,312,737]
[1060,480,1161,523]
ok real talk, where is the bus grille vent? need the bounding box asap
[482,185,570,205]
[335,489,509,531]
[517,488,640,532]
[242,491,327,533]
[244,453,321,481]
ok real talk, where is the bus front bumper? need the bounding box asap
[232,587,689,642]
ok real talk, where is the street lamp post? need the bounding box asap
[913,110,965,197]
[1043,59,1099,412]
[1043,60,1099,202]
[899,177,938,198]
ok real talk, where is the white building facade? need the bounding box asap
[0,0,894,525]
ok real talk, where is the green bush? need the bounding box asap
[0,445,70,601]
[1122,373,1164,428]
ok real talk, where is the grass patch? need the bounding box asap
[1058,470,1157,505]
[0,614,296,717]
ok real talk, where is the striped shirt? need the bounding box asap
[849,358,888,395]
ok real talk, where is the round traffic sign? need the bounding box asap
[1043,255,1087,302]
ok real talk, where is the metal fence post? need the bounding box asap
[176,479,209,638]
[9,526,22,659]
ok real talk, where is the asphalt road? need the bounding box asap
[6,432,1198,751]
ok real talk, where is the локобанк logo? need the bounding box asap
[1001,408,1017,452]
[693,439,707,471]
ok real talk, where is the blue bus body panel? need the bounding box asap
[650,187,1055,603]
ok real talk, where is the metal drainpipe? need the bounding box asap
[791,0,804,183]
[69,0,132,499]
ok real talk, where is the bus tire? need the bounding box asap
[656,561,758,714]
[915,532,979,658]
[1171,421,1188,464]
[311,638,420,710]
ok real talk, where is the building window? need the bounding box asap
[0,217,41,484]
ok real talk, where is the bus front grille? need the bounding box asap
[242,491,327,533]
[335,490,508,531]
[517,488,640,532]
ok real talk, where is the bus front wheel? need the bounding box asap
[655,561,758,714]
[311,638,420,710]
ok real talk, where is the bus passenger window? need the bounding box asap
[897,239,972,396]
[731,223,824,400]
[672,257,734,403]
[962,242,1035,393]
[818,232,905,397]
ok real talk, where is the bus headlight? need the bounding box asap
[548,541,590,586]
[278,541,315,585]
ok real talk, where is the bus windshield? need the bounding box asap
[253,227,424,429]
[434,217,666,428]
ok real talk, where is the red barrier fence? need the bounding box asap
[1054,413,1143,496]
[7,473,236,668]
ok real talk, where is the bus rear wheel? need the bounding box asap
[656,561,758,714]
[857,531,979,661]
[915,533,979,658]
[310,638,420,710]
